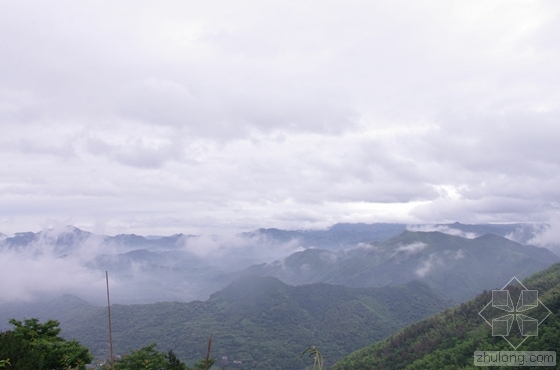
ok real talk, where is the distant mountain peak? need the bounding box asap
[216,275,288,296]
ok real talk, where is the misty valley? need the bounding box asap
[1,222,560,369]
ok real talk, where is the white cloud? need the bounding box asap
[415,254,443,278]
[0,239,107,304]
[319,251,338,264]
[407,225,479,239]
[396,242,428,254]
[178,231,303,264]
[453,249,465,260]
[527,218,560,255]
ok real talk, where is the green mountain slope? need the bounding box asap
[239,231,559,303]
[331,262,560,369]
[2,277,449,369]
[0,294,100,332]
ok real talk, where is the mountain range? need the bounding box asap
[0,222,556,304]
[235,230,559,303]
[0,221,546,255]
[0,276,450,369]
[2,222,559,368]
[246,222,548,248]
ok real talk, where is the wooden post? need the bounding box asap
[106,271,115,370]
[205,334,212,370]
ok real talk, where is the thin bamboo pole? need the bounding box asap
[205,334,212,370]
[106,271,115,370]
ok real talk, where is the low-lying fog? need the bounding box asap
[1,222,559,305]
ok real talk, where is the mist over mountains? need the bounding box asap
[237,231,559,303]
[2,221,560,367]
[0,222,556,306]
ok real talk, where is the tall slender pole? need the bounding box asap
[205,334,212,370]
[106,271,115,370]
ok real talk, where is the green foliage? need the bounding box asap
[0,330,44,369]
[332,262,560,370]
[0,360,10,368]
[189,358,215,370]
[110,344,193,370]
[167,350,186,370]
[113,343,168,370]
[3,318,91,370]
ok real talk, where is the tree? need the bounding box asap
[113,343,168,370]
[0,330,45,370]
[8,318,92,370]
[110,344,212,370]
[112,344,193,370]
[167,350,186,370]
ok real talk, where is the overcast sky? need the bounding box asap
[1,0,560,236]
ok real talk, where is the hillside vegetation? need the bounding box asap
[331,262,560,369]
[2,277,449,369]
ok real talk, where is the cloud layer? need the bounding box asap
[1,1,560,235]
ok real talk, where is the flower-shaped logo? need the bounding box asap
[479,276,552,349]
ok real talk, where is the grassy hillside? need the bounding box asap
[331,263,560,369]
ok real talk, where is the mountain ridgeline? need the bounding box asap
[235,230,559,303]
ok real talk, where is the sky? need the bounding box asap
[1,0,560,236]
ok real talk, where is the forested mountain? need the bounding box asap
[235,231,559,303]
[429,222,542,244]
[0,222,544,256]
[3,224,409,304]
[331,262,560,369]
[1,277,449,369]
[2,224,558,369]
[0,294,99,332]
[239,223,408,249]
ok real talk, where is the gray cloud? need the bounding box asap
[1,1,560,235]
